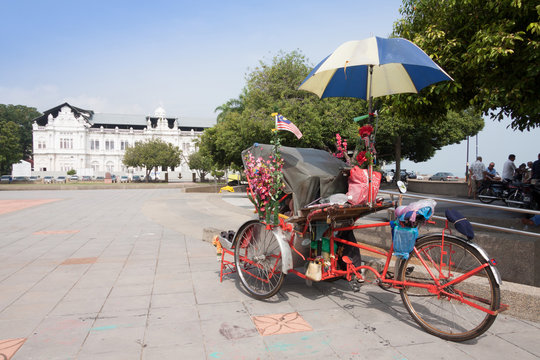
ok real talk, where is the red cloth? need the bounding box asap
[347,167,381,205]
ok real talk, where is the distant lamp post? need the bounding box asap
[465,136,470,180]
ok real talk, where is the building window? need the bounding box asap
[90,140,99,150]
[60,138,73,149]
[91,162,99,172]
[121,140,129,150]
[37,141,46,149]
[106,161,114,172]
[105,140,114,150]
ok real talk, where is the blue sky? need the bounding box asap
[1,0,537,175]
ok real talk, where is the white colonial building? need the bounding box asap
[32,103,210,179]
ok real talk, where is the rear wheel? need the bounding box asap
[478,187,495,204]
[234,220,284,299]
[398,235,500,341]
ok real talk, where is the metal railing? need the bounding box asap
[380,190,540,239]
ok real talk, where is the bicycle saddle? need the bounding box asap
[445,209,474,240]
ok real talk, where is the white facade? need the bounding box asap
[32,104,207,179]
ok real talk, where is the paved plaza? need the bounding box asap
[0,188,538,359]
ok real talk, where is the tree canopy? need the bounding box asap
[0,104,41,173]
[188,151,214,181]
[0,121,22,174]
[123,138,182,181]
[394,0,540,130]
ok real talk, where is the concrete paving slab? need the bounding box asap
[263,331,337,359]
[148,304,200,324]
[142,343,206,360]
[205,337,272,360]
[200,317,259,343]
[197,302,249,322]
[395,342,473,360]
[144,320,204,347]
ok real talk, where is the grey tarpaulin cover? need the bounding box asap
[242,144,349,214]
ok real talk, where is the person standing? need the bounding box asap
[469,156,485,199]
[532,153,540,185]
[524,161,534,183]
[502,154,517,182]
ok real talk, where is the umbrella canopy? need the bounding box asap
[298,37,452,101]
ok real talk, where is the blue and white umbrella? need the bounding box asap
[299,37,452,110]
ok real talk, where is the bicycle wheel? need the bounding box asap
[398,234,500,341]
[478,187,495,203]
[506,189,524,208]
[234,220,284,299]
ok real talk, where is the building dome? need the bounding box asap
[154,106,166,118]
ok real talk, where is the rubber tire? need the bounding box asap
[397,234,500,342]
[506,189,524,208]
[478,187,495,204]
[233,220,284,299]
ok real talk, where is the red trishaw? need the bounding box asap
[221,144,507,342]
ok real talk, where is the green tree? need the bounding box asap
[123,138,182,182]
[188,151,214,182]
[210,169,225,182]
[0,104,41,159]
[201,50,365,168]
[394,0,540,130]
[0,121,22,174]
[214,89,247,123]
[373,107,484,178]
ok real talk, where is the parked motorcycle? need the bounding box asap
[506,183,540,210]
[479,180,540,210]
[477,180,511,205]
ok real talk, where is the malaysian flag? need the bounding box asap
[275,114,302,139]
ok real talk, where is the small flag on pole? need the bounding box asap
[275,114,302,139]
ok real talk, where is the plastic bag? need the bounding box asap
[395,199,436,223]
[391,221,419,259]
[347,167,381,205]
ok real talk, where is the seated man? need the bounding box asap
[484,162,501,181]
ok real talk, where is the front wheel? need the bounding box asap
[398,235,500,342]
[234,220,284,299]
[506,189,524,208]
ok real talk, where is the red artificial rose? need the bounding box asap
[356,151,367,165]
[359,124,373,138]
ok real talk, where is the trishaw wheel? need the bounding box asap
[233,220,284,299]
[397,235,500,341]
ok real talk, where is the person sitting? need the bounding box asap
[514,163,527,184]
[484,162,501,181]
[524,161,534,183]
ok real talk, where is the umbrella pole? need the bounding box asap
[368,65,374,207]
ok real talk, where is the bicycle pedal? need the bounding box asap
[349,277,364,292]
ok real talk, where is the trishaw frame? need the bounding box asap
[229,200,508,341]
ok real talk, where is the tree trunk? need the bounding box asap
[394,135,402,183]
